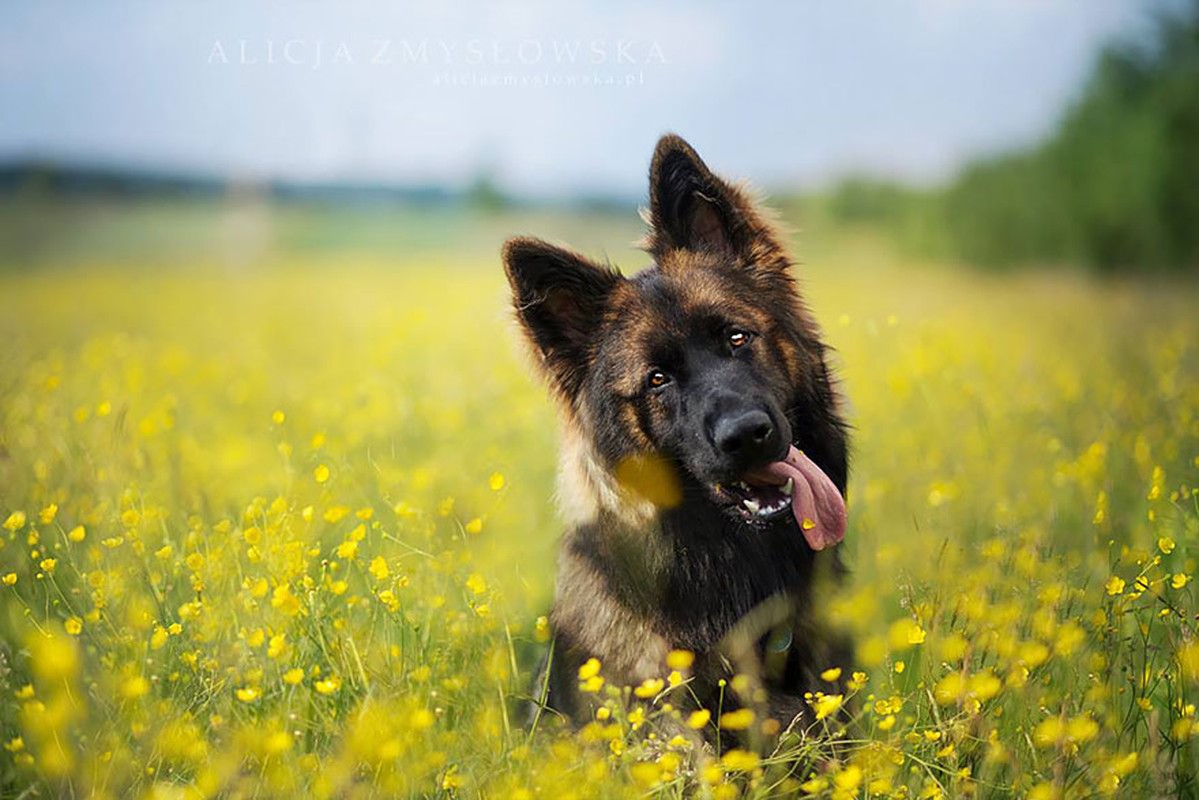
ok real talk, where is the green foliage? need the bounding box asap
[790,179,949,263]
[944,1,1199,272]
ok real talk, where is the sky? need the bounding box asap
[0,1,1165,198]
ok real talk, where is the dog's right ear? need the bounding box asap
[647,134,750,259]
[502,236,622,398]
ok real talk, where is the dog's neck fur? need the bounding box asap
[554,411,830,652]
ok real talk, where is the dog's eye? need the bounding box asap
[647,370,671,389]
[728,330,752,349]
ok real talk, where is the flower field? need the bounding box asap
[1,229,1198,798]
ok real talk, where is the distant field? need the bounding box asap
[1,201,1197,797]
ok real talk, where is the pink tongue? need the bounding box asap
[745,446,846,551]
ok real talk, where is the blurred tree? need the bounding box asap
[944,0,1199,272]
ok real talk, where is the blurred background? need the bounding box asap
[2,0,1196,273]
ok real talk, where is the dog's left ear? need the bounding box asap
[646,134,783,266]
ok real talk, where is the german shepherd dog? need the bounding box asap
[503,135,850,741]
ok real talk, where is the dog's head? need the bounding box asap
[503,135,846,549]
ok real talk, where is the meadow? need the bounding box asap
[0,202,1197,798]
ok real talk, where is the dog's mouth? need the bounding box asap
[710,445,847,551]
[713,478,794,522]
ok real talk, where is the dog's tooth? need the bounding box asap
[782,477,794,495]
[743,498,761,515]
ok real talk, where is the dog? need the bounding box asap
[503,134,850,743]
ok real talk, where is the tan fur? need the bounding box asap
[555,411,658,528]
[552,546,670,681]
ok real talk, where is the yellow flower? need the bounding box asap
[666,649,695,671]
[1028,783,1058,800]
[489,472,505,491]
[236,687,260,702]
[283,668,305,686]
[1105,576,1125,596]
[121,676,150,699]
[67,526,86,542]
[39,558,57,573]
[314,676,341,695]
[38,504,57,524]
[314,464,330,483]
[150,627,168,650]
[335,539,357,559]
[634,678,665,698]
[465,573,488,595]
[812,693,844,720]
[267,633,287,659]
[1173,574,1190,589]
[821,667,843,682]
[577,657,601,680]
[1066,715,1099,743]
[1032,717,1063,748]
[272,409,286,424]
[894,661,906,674]
[720,749,760,772]
[1110,752,1138,777]
[464,517,484,535]
[369,556,390,581]
[3,511,26,531]
[2,573,16,586]
[1159,536,1176,554]
[968,671,1002,701]
[687,709,711,729]
[579,675,604,693]
[800,776,828,793]
[934,672,964,705]
[64,617,82,636]
[719,708,755,730]
[835,765,863,791]
[889,617,925,649]
[627,706,645,728]
[271,584,301,616]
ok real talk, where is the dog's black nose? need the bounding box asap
[713,410,778,466]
